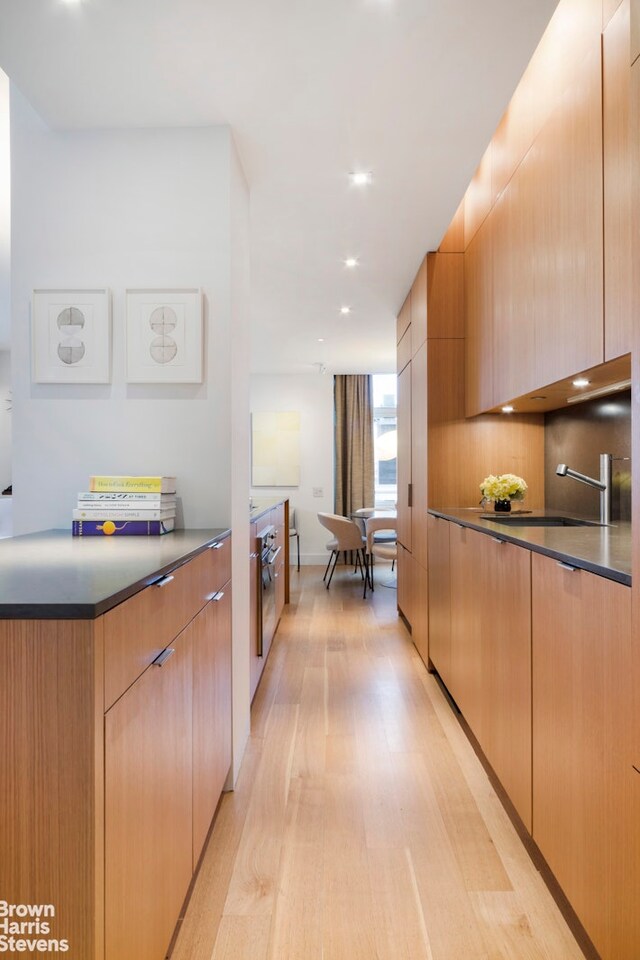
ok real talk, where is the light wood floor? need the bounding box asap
[171,564,586,960]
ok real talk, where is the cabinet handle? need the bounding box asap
[408,483,413,508]
[633,765,640,776]
[209,542,225,550]
[153,647,175,667]
[154,574,175,588]
[211,591,225,602]
[491,537,505,545]
[557,561,579,572]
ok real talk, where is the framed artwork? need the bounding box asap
[126,288,203,383]
[251,411,300,486]
[32,289,111,383]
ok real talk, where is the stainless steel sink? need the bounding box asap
[483,515,602,527]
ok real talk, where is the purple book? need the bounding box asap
[72,518,175,537]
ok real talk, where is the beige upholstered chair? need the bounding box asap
[289,508,300,571]
[365,516,397,591]
[317,512,369,595]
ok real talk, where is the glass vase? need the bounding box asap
[494,499,511,513]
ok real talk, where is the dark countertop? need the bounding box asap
[0,527,230,619]
[250,496,288,524]
[428,508,631,586]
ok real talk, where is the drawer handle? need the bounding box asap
[211,591,225,602]
[154,574,175,588]
[209,542,225,550]
[557,561,579,572]
[491,537,505,544]
[153,647,175,667]
[633,765,640,776]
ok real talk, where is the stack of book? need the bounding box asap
[72,476,177,536]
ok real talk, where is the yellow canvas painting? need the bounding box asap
[251,411,300,486]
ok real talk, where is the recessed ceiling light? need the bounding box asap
[349,171,372,186]
[501,405,514,413]
[317,338,325,343]
[340,306,351,315]
[529,395,547,401]
[572,377,591,388]
[344,258,358,268]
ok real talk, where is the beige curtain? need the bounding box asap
[334,375,375,516]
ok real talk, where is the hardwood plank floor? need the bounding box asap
[172,566,586,960]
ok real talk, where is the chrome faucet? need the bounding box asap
[556,453,612,525]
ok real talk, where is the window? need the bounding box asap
[372,374,397,507]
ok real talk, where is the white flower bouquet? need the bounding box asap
[479,473,528,503]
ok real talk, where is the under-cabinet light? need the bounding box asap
[566,379,631,404]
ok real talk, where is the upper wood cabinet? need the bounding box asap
[533,45,604,388]
[410,257,428,355]
[396,293,411,345]
[410,342,428,570]
[426,252,464,338]
[465,217,494,416]
[604,0,633,359]
[396,362,412,552]
[532,554,639,960]
[632,0,640,60]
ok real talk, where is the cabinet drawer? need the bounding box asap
[104,550,212,711]
[202,532,231,591]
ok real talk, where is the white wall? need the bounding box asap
[0,349,11,490]
[10,87,237,533]
[10,86,251,782]
[0,70,9,349]
[250,372,334,563]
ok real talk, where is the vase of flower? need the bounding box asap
[479,473,528,512]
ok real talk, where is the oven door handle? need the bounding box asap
[267,545,282,565]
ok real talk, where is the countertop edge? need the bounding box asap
[0,527,232,620]
[428,509,631,587]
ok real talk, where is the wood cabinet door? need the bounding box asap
[478,535,532,831]
[449,524,484,734]
[532,554,638,960]
[410,256,427,355]
[410,342,428,570]
[105,630,193,960]
[396,293,411,344]
[192,585,232,866]
[396,542,413,628]
[411,558,429,667]
[533,44,604,386]
[464,217,494,416]
[604,0,632,360]
[396,362,412,552]
[632,0,640,61]
[427,515,451,687]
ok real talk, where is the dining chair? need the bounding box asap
[365,516,397,591]
[317,512,369,596]
[289,508,300,571]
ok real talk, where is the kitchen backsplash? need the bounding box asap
[544,390,631,522]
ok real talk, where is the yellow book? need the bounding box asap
[88,476,177,494]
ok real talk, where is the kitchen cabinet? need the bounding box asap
[632,0,640,60]
[192,584,232,865]
[410,257,427,355]
[105,629,193,960]
[532,553,639,960]
[464,216,494,417]
[0,531,233,960]
[396,362,412,555]
[250,500,289,702]
[449,524,532,830]
[604,0,633,360]
[396,293,411,345]
[426,514,451,688]
[410,342,428,570]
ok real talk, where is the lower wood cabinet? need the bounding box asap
[427,514,451,688]
[449,523,532,830]
[532,553,639,960]
[192,582,232,865]
[105,629,193,960]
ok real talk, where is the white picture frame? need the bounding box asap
[126,288,203,383]
[32,289,111,383]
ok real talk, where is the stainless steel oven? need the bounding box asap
[256,524,282,657]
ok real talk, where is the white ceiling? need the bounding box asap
[0,0,559,374]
